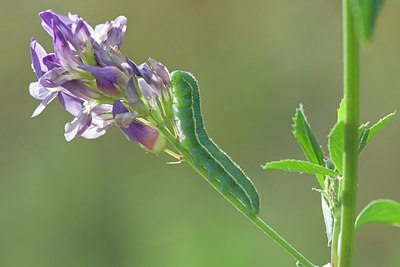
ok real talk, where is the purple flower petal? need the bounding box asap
[52,15,76,46]
[107,16,127,47]
[29,82,60,117]
[108,47,126,67]
[61,80,102,100]
[139,63,163,96]
[30,39,48,78]
[147,58,171,88]
[112,101,165,152]
[94,16,127,48]
[32,91,58,117]
[72,19,92,49]
[70,14,94,35]
[91,104,113,120]
[39,10,72,37]
[92,41,114,66]
[138,78,157,100]
[114,112,137,128]
[126,75,145,111]
[74,104,113,139]
[125,58,141,76]
[39,67,74,87]
[40,10,95,54]
[112,100,129,114]
[79,65,124,97]
[42,53,61,70]
[92,42,125,68]
[53,23,81,70]
[64,110,92,141]
[58,92,84,117]
[29,82,49,100]
[31,102,46,118]
[80,124,110,139]
[139,63,154,82]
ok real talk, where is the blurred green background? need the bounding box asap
[0,0,399,266]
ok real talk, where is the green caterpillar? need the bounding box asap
[171,70,260,215]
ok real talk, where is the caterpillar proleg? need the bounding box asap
[171,71,260,215]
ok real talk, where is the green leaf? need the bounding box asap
[355,199,400,230]
[357,123,370,153]
[328,121,344,174]
[264,160,340,177]
[292,106,326,188]
[337,98,346,123]
[293,105,325,166]
[367,112,396,143]
[350,0,385,42]
[329,117,389,170]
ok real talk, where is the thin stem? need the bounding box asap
[338,1,360,267]
[151,114,316,267]
[164,148,181,160]
[331,216,340,267]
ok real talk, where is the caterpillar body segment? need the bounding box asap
[171,70,260,215]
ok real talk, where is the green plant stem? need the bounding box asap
[331,216,340,266]
[338,1,360,266]
[151,114,316,267]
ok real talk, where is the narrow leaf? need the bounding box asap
[350,0,385,42]
[357,124,370,153]
[367,112,395,143]
[355,199,400,230]
[328,121,344,174]
[358,123,368,136]
[293,105,325,166]
[264,160,340,177]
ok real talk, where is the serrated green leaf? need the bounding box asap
[264,160,340,177]
[293,106,325,166]
[292,106,326,188]
[355,199,400,230]
[350,0,385,42]
[328,121,344,174]
[366,112,395,143]
[337,98,346,122]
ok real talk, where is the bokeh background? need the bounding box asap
[0,0,399,266]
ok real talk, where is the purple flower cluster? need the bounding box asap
[29,10,170,152]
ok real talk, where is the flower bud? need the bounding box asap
[113,101,166,153]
